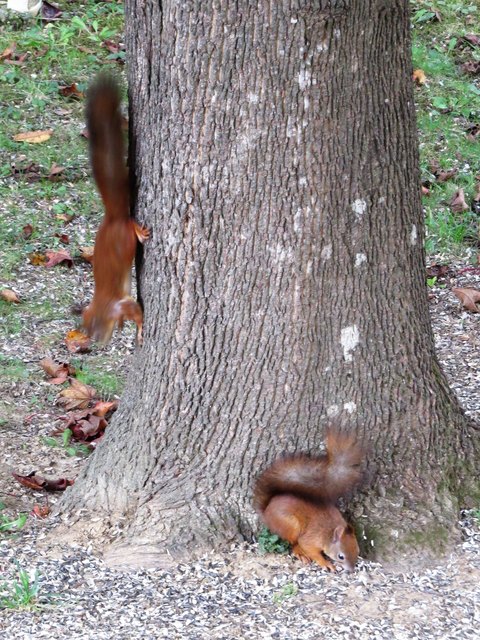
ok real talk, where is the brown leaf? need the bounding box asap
[462,61,480,76]
[4,52,28,66]
[79,246,94,263]
[48,163,65,181]
[77,45,96,55]
[466,123,480,141]
[450,189,469,214]
[43,477,74,491]
[31,504,50,518]
[58,400,117,442]
[11,161,42,181]
[28,252,47,266]
[65,329,92,354]
[92,400,118,417]
[59,83,84,100]
[102,39,124,55]
[0,42,16,60]
[56,213,75,223]
[58,378,96,410]
[54,232,70,245]
[13,130,53,144]
[413,69,427,85]
[22,223,33,239]
[1,289,20,303]
[40,357,75,384]
[436,168,458,183]
[72,415,108,441]
[421,185,430,196]
[13,471,73,492]
[461,34,480,47]
[426,264,451,279]
[12,472,45,491]
[44,249,73,268]
[452,287,480,313]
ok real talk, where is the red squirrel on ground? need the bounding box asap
[82,75,149,344]
[253,429,364,572]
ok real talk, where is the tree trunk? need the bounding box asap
[60,0,478,567]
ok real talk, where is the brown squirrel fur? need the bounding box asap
[253,430,363,572]
[82,75,149,344]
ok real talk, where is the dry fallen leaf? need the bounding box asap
[22,223,33,239]
[426,264,451,279]
[12,472,73,492]
[102,39,122,55]
[11,161,42,181]
[28,252,47,266]
[58,378,96,410]
[461,34,480,47]
[40,357,75,384]
[450,189,469,214]
[48,163,65,180]
[421,185,430,196]
[44,249,73,268]
[65,329,91,354]
[0,42,16,60]
[462,61,480,76]
[452,287,480,313]
[13,130,53,144]
[31,504,50,518]
[436,168,458,183]
[56,401,118,443]
[59,83,84,100]
[56,213,75,223]
[466,123,480,141]
[413,69,427,85]
[1,289,20,303]
[54,232,70,245]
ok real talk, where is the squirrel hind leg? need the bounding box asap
[132,221,150,243]
[113,297,144,345]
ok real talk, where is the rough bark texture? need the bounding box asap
[60,0,478,567]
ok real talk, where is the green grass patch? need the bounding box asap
[72,358,123,398]
[0,1,122,279]
[411,1,480,253]
[0,563,41,610]
[257,527,291,555]
[0,355,29,382]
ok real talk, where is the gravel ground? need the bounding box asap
[1,514,479,640]
[1,260,479,638]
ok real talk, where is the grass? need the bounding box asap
[42,428,92,457]
[257,527,290,555]
[72,357,123,397]
[0,563,41,610]
[0,354,30,382]
[411,0,480,253]
[273,583,298,604]
[0,0,477,273]
[0,503,27,534]
[0,0,123,280]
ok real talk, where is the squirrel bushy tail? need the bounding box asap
[86,75,129,220]
[253,429,364,513]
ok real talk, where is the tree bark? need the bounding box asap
[60,0,478,567]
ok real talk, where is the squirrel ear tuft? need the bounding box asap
[344,524,354,535]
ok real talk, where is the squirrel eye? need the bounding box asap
[337,553,345,560]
